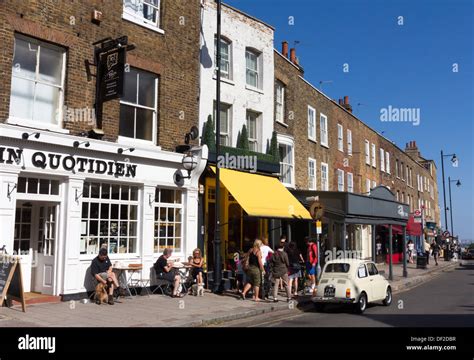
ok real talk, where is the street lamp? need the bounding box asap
[174,152,198,182]
[448,177,461,241]
[440,150,457,234]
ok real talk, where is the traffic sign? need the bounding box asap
[442,230,450,238]
[414,209,421,216]
[316,220,322,234]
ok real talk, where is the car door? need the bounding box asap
[356,263,372,301]
[367,262,385,300]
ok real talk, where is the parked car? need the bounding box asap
[462,249,474,260]
[312,259,392,314]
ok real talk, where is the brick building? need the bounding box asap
[273,42,440,260]
[0,0,208,299]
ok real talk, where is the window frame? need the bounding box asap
[122,0,163,33]
[320,113,329,147]
[337,169,345,192]
[213,101,232,147]
[380,148,385,172]
[278,135,295,188]
[119,67,159,144]
[321,162,329,191]
[245,48,261,89]
[246,110,260,152]
[214,35,232,80]
[337,124,344,152]
[8,34,67,131]
[308,105,316,141]
[275,81,285,124]
[371,143,376,168]
[308,158,316,190]
[347,129,352,156]
[365,140,370,165]
[385,151,390,174]
[153,188,184,254]
[347,172,354,193]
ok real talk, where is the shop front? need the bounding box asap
[201,167,311,272]
[0,124,207,299]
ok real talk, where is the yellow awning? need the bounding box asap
[210,167,311,220]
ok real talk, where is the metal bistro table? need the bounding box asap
[113,264,143,298]
[171,262,193,296]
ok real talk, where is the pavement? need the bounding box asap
[0,257,460,327]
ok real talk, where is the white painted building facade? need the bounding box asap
[0,124,207,298]
[199,1,275,153]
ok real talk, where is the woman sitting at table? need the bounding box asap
[189,248,204,286]
[154,248,182,298]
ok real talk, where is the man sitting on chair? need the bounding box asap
[154,248,182,298]
[91,248,119,305]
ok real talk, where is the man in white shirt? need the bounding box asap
[260,237,274,299]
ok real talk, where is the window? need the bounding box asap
[275,81,285,123]
[154,188,183,253]
[401,162,405,180]
[347,129,352,156]
[245,49,260,88]
[366,179,371,194]
[320,114,328,147]
[14,205,32,253]
[278,136,294,187]
[321,163,329,191]
[337,124,344,152]
[372,180,377,189]
[9,35,66,127]
[396,191,400,201]
[337,169,344,191]
[367,263,379,276]
[409,168,413,186]
[357,264,368,278]
[380,149,385,172]
[307,106,316,141]
[308,158,316,190]
[395,159,399,177]
[417,174,421,191]
[119,68,158,142]
[347,173,354,193]
[246,110,260,152]
[371,143,376,167]
[213,102,232,146]
[80,182,139,255]
[365,140,370,164]
[407,194,411,207]
[325,263,350,273]
[406,165,409,184]
[385,151,390,174]
[123,0,161,29]
[401,192,405,203]
[215,36,232,80]
[17,177,60,195]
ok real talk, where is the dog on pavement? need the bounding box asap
[191,284,204,296]
[94,282,108,305]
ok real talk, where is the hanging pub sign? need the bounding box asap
[99,45,126,102]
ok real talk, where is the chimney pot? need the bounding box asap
[290,48,296,64]
[338,98,343,105]
[282,41,288,58]
[344,96,349,105]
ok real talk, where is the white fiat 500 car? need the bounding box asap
[312,259,392,314]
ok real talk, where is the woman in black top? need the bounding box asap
[286,242,304,296]
[240,239,264,302]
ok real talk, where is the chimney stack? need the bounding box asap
[290,48,296,64]
[341,96,352,113]
[282,41,288,58]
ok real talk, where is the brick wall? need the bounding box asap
[0,0,201,151]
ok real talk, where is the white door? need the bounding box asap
[32,204,57,295]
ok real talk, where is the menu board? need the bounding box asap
[0,256,26,312]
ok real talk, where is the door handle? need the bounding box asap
[370,279,374,281]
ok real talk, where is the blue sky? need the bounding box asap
[225,0,474,242]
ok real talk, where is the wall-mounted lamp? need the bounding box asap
[22,132,41,140]
[75,188,83,202]
[175,152,198,182]
[73,140,90,148]
[118,147,135,154]
[7,183,17,199]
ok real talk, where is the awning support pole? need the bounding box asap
[403,226,408,278]
[388,224,393,281]
[342,223,346,251]
[372,224,376,262]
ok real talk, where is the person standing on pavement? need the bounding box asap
[269,242,291,302]
[431,240,441,266]
[424,238,431,265]
[241,239,265,302]
[305,236,318,293]
[260,237,274,300]
[287,241,304,297]
[407,240,415,264]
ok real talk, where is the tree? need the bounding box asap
[202,114,216,151]
[239,124,250,151]
[236,130,241,150]
[266,139,270,155]
[270,131,279,161]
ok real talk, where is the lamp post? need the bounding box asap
[213,0,223,293]
[440,151,457,234]
[448,177,461,242]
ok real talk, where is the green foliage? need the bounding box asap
[201,114,216,151]
[266,139,270,155]
[236,130,241,150]
[238,124,250,151]
[270,131,279,161]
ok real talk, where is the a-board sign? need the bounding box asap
[0,255,26,312]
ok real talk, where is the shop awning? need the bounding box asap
[210,167,311,220]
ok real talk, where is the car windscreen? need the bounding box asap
[324,263,350,273]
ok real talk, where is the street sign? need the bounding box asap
[414,209,422,223]
[99,46,126,102]
[310,201,324,220]
[442,230,450,238]
[414,209,421,216]
[316,220,322,234]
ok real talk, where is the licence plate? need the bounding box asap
[324,285,335,297]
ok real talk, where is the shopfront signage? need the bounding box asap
[0,256,26,312]
[0,147,136,178]
[99,46,126,102]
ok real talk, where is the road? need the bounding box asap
[218,261,474,327]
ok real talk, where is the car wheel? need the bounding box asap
[383,287,392,306]
[314,302,325,312]
[354,292,367,314]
